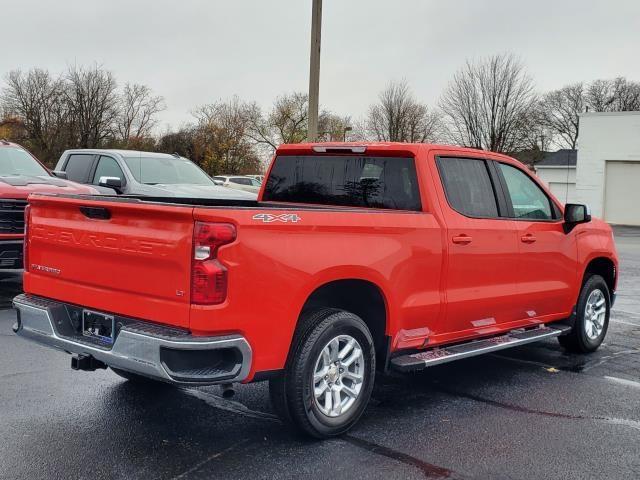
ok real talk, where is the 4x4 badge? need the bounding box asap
[252,213,301,223]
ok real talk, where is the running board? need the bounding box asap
[390,325,571,372]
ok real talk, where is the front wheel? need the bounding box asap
[558,274,610,353]
[269,309,376,438]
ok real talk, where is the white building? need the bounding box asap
[576,112,640,226]
[534,150,576,205]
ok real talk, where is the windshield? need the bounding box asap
[0,147,49,177]
[123,156,213,185]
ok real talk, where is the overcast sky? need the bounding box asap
[3,0,640,130]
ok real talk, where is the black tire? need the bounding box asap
[558,274,610,353]
[269,308,376,439]
[110,367,158,384]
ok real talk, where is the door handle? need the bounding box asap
[452,235,473,245]
[80,206,111,220]
[521,234,537,243]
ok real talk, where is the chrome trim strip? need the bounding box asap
[12,294,252,385]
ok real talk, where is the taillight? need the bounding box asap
[191,222,236,305]
[23,204,31,271]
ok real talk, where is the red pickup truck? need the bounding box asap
[0,141,97,272]
[13,143,618,438]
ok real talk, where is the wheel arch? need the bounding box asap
[582,256,617,295]
[294,278,390,369]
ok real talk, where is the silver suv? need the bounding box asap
[54,150,257,200]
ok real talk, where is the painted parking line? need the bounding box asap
[610,318,640,327]
[604,376,640,390]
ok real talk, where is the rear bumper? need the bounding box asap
[12,294,252,385]
[0,239,23,270]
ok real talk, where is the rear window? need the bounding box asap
[263,155,421,211]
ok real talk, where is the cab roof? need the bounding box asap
[276,142,519,164]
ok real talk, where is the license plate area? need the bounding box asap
[82,310,115,345]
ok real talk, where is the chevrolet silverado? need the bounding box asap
[13,143,618,438]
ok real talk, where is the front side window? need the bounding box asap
[498,163,553,220]
[92,156,125,184]
[263,155,422,211]
[0,147,49,177]
[437,157,499,218]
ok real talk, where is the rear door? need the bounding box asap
[433,154,521,339]
[24,195,195,328]
[494,161,577,319]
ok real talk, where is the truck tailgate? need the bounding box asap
[24,195,194,328]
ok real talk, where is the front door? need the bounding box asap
[495,161,578,320]
[433,155,521,341]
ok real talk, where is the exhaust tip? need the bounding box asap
[12,311,21,333]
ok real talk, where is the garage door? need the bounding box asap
[548,182,576,204]
[605,161,640,226]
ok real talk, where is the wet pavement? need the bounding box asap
[1,228,639,480]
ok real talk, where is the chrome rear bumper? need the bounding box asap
[12,294,252,385]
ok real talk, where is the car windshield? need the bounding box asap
[123,156,213,185]
[0,147,49,177]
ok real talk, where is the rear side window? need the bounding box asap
[64,154,94,183]
[263,155,422,211]
[230,177,252,185]
[437,157,499,218]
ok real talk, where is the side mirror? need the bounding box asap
[99,176,123,192]
[564,203,591,232]
[52,170,68,179]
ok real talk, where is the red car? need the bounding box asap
[13,143,618,438]
[0,141,97,272]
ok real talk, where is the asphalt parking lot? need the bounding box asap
[1,228,639,480]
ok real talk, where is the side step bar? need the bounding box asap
[390,324,571,372]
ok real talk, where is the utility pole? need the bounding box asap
[307,0,322,142]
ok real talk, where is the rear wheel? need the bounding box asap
[269,309,376,438]
[558,274,610,353]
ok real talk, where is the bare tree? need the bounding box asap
[539,83,585,149]
[365,80,440,143]
[439,53,538,152]
[64,64,118,148]
[247,92,310,152]
[586,77,640,112]
[318,112,352,142]
[2,68,68,164]
[117,83,165,146]
[246,92,355,158]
